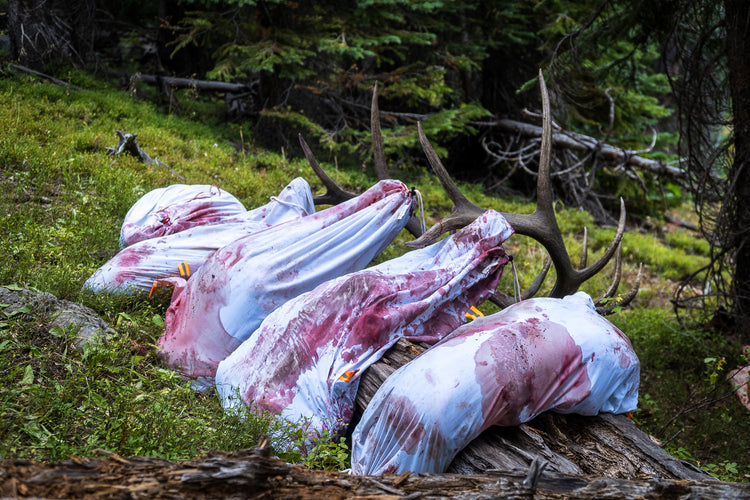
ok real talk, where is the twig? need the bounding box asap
[656,390,736,439]
[10,64,82,91]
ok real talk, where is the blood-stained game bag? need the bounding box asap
[120,184,248,248]
[215,210,514,439]
[157,180,415,387]
[350,292,640,475]
[83,178,314,295]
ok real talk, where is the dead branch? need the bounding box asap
[477,117,687,181]
[10,63,82,90]
[2,445,749,499]
[106,130,185,181]
[126,73,253,93]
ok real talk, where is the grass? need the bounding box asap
[0,69,748,480]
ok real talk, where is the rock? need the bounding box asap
[0,285,114,348]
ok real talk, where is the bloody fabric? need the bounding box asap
[215,210,514,439]
[730,346,750,412]
[83,178,314,295]
[157,180,415,386]
[120,184,248,248]
[350,292,640,475]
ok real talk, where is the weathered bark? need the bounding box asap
[725,0,750,341]
[2,445,749,499]
[355,338,715,481]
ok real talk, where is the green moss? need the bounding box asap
[621,231,709,281]
[664,230,711,256]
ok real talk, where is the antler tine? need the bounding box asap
[371,81,390,181]
[595,241,623,304]
[498,69,627,298]
[299,134,357,206]
[597,263,643,315]
[617,263,643,307]
[406,122,486,247]
[489,256,552,308]
[371,82,425,238]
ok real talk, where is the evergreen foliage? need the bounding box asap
[165,0,676,211]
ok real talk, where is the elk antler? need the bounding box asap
[301,74,638,305]
[302,83,425,236]
[298,133,357,206]
[410,69,630,299]
[370,81,390,181]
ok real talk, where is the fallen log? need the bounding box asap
[127,73,252,93]
[354,338,716,481]
[0,291,743,496]
[2,444,748,499]
[477,117,689,182]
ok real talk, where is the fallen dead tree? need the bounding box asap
[1,443,748,499]
[478,116,688,183]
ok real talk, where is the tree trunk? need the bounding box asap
[6,0,95,67]
[355,338,715,481]
[7,0,21,62]
[725,0,750,342]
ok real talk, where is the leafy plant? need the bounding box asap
[702,461,744,483]
[299,430,351,471]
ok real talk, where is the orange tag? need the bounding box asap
[178,262,191,278]
[464,306,485,320]
[148,281,158,298]
[339,368,360,382]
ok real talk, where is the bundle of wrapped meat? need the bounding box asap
[350,292,640,475]
[83,178,314,295]
[119,184,248,248]
[157,179,415,387]
[215,210,514,440]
